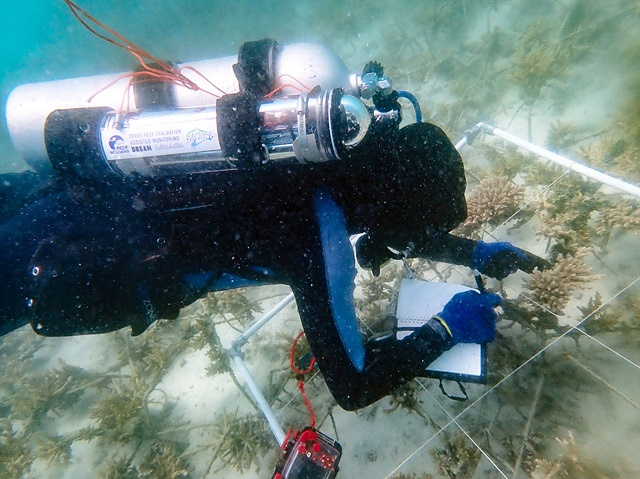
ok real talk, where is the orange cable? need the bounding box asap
[65,0,224,105]
[289,331,317,428]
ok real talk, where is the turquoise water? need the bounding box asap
[1,1,640,478]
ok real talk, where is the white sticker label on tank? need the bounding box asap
[101,107,221,161]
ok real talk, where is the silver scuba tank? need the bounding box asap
[6,43,362,175]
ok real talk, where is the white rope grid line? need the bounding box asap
[574,327,640,371]
[383,272,640,478]
[382,148,640,476]
[424,385,510,479]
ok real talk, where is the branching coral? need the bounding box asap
[100,457,140,479]
[180,316,216,351]
[475,144,531,180]
[547,121,581,151]
[537,207,591,254]
[204,326,229,377]
[209,410,272,473]
[530,431,610,479]
[355,264,404,335]
[580,292,640,338]
[432,431,481,479]
[459,175,524,237]
[390,473,434,479]
[534,174,602,257]
[500,300,566,339]
[5,360,95,425]
[577,293,618,335]
[596,200,640,234]
[138,442,192,479]
[580,136,640,183]
[99,443,192,479]
[34,432,74,467]
[525,249,597,314]
[510,21,577,104]
[119,321,186,383]
[201,289,264,330]
[0,420,32,477]
[533,162,638,253]
[177,307,231,376]
[90,382,147,443]
[384,381,430,422]
[594,199,640,250]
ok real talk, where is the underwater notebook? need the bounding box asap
[395,278,487,383]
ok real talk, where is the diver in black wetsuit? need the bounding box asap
[0,120,545,410]
[0,38,548,410]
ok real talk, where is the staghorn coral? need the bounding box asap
[459,175,524,237]
[117,320,187,383]
[596,200,640,233]
[90,382,147,443]
[384,381,430,422]
[500,299,566,339]
[0,420,32,477]
[534,174,603,257]
[576,293,619,335]
[201,289,264,330]
[179,316,217,351]
[525,249,597,314]
[100,457,140,479]
[432,431,481,479]
[537,207,591,253]
[204,325,229,377]
[34,432,74,467]
[355,263,404,335]
[580,136,640,183]
[526,161,566,187]
[475,144,531,180]
[4,359,97,426]
[530,431,610,479]
[138,442,192,479]
[547,121,581,151]
[209,410,272,473]
[594,199,640,250]
[510,20,579,105]
[390,473,434,479]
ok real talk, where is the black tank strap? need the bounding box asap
[216,39,278,165]
[232,38,278,97]
[216,92,265,165]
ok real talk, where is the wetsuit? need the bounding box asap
[0,122,481,410]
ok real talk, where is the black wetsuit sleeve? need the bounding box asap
[286,190,451,410]
[402,230,477,266]
[0,186,193,338]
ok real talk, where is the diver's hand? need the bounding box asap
[434,290,501,344]
[470,241,550,280]
[355,234,400,277]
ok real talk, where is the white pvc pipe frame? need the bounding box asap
[226,292,295,445]
[456,122,640,199]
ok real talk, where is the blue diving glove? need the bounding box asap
[434,290,502,344]
[470,241,549,280]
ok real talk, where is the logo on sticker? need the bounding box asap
[186,128,214,147]
[109,135,124,149]
[108,135,129,154]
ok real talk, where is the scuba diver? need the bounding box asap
[0,39,547,411]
